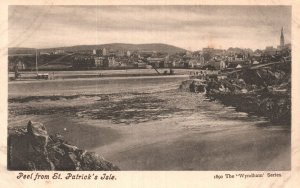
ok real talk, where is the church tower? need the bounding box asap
[280,27,285,49]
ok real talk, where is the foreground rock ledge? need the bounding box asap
[8,121,120,171]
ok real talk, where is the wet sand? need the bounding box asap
[101,121,290,170]
[8,77,291,170]
[83,94,290,170]
[10,111,290,170]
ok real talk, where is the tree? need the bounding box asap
[203,52,212,61]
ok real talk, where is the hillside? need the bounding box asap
[49,43,186,54]
[9,43,187,55]
[8,47,36,55]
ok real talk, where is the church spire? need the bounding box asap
[280,27,285,49]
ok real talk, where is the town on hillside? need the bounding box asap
[8,28,291,79]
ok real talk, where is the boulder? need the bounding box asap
[61,143,79,152]
[179,80,194,91]
[27,121,49,154]
[80,152,119,171]
[8,121,120,171]
[180,79,207,93]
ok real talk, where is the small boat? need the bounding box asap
[36,73,49,79]
[35,49,49,80]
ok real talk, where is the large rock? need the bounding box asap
[8,121,119,171]
[179,80,194,91]
[180,79,207,93]
[27,121,49,154]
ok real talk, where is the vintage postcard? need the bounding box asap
[0,0,299,187]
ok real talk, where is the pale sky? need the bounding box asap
[8,5,291,51]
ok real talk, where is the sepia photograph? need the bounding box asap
[7,4,292,172]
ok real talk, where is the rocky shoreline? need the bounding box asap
[8,121,119,171]
[207,92,290,124]
[181,63,291,124]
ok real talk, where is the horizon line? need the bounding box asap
[9,42,291,52]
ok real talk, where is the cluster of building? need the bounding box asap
[9,27,291,71]
[71,48,170,70]
[70,28,290,71]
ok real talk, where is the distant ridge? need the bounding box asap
[9,43,187,55]
[8,47,36,55]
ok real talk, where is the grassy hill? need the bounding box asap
[9,43,186,55]
[47,43,186,54]
[8,47,36,55]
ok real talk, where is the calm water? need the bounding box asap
[8,75,188,96]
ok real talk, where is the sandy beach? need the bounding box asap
[8,76,291,170]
